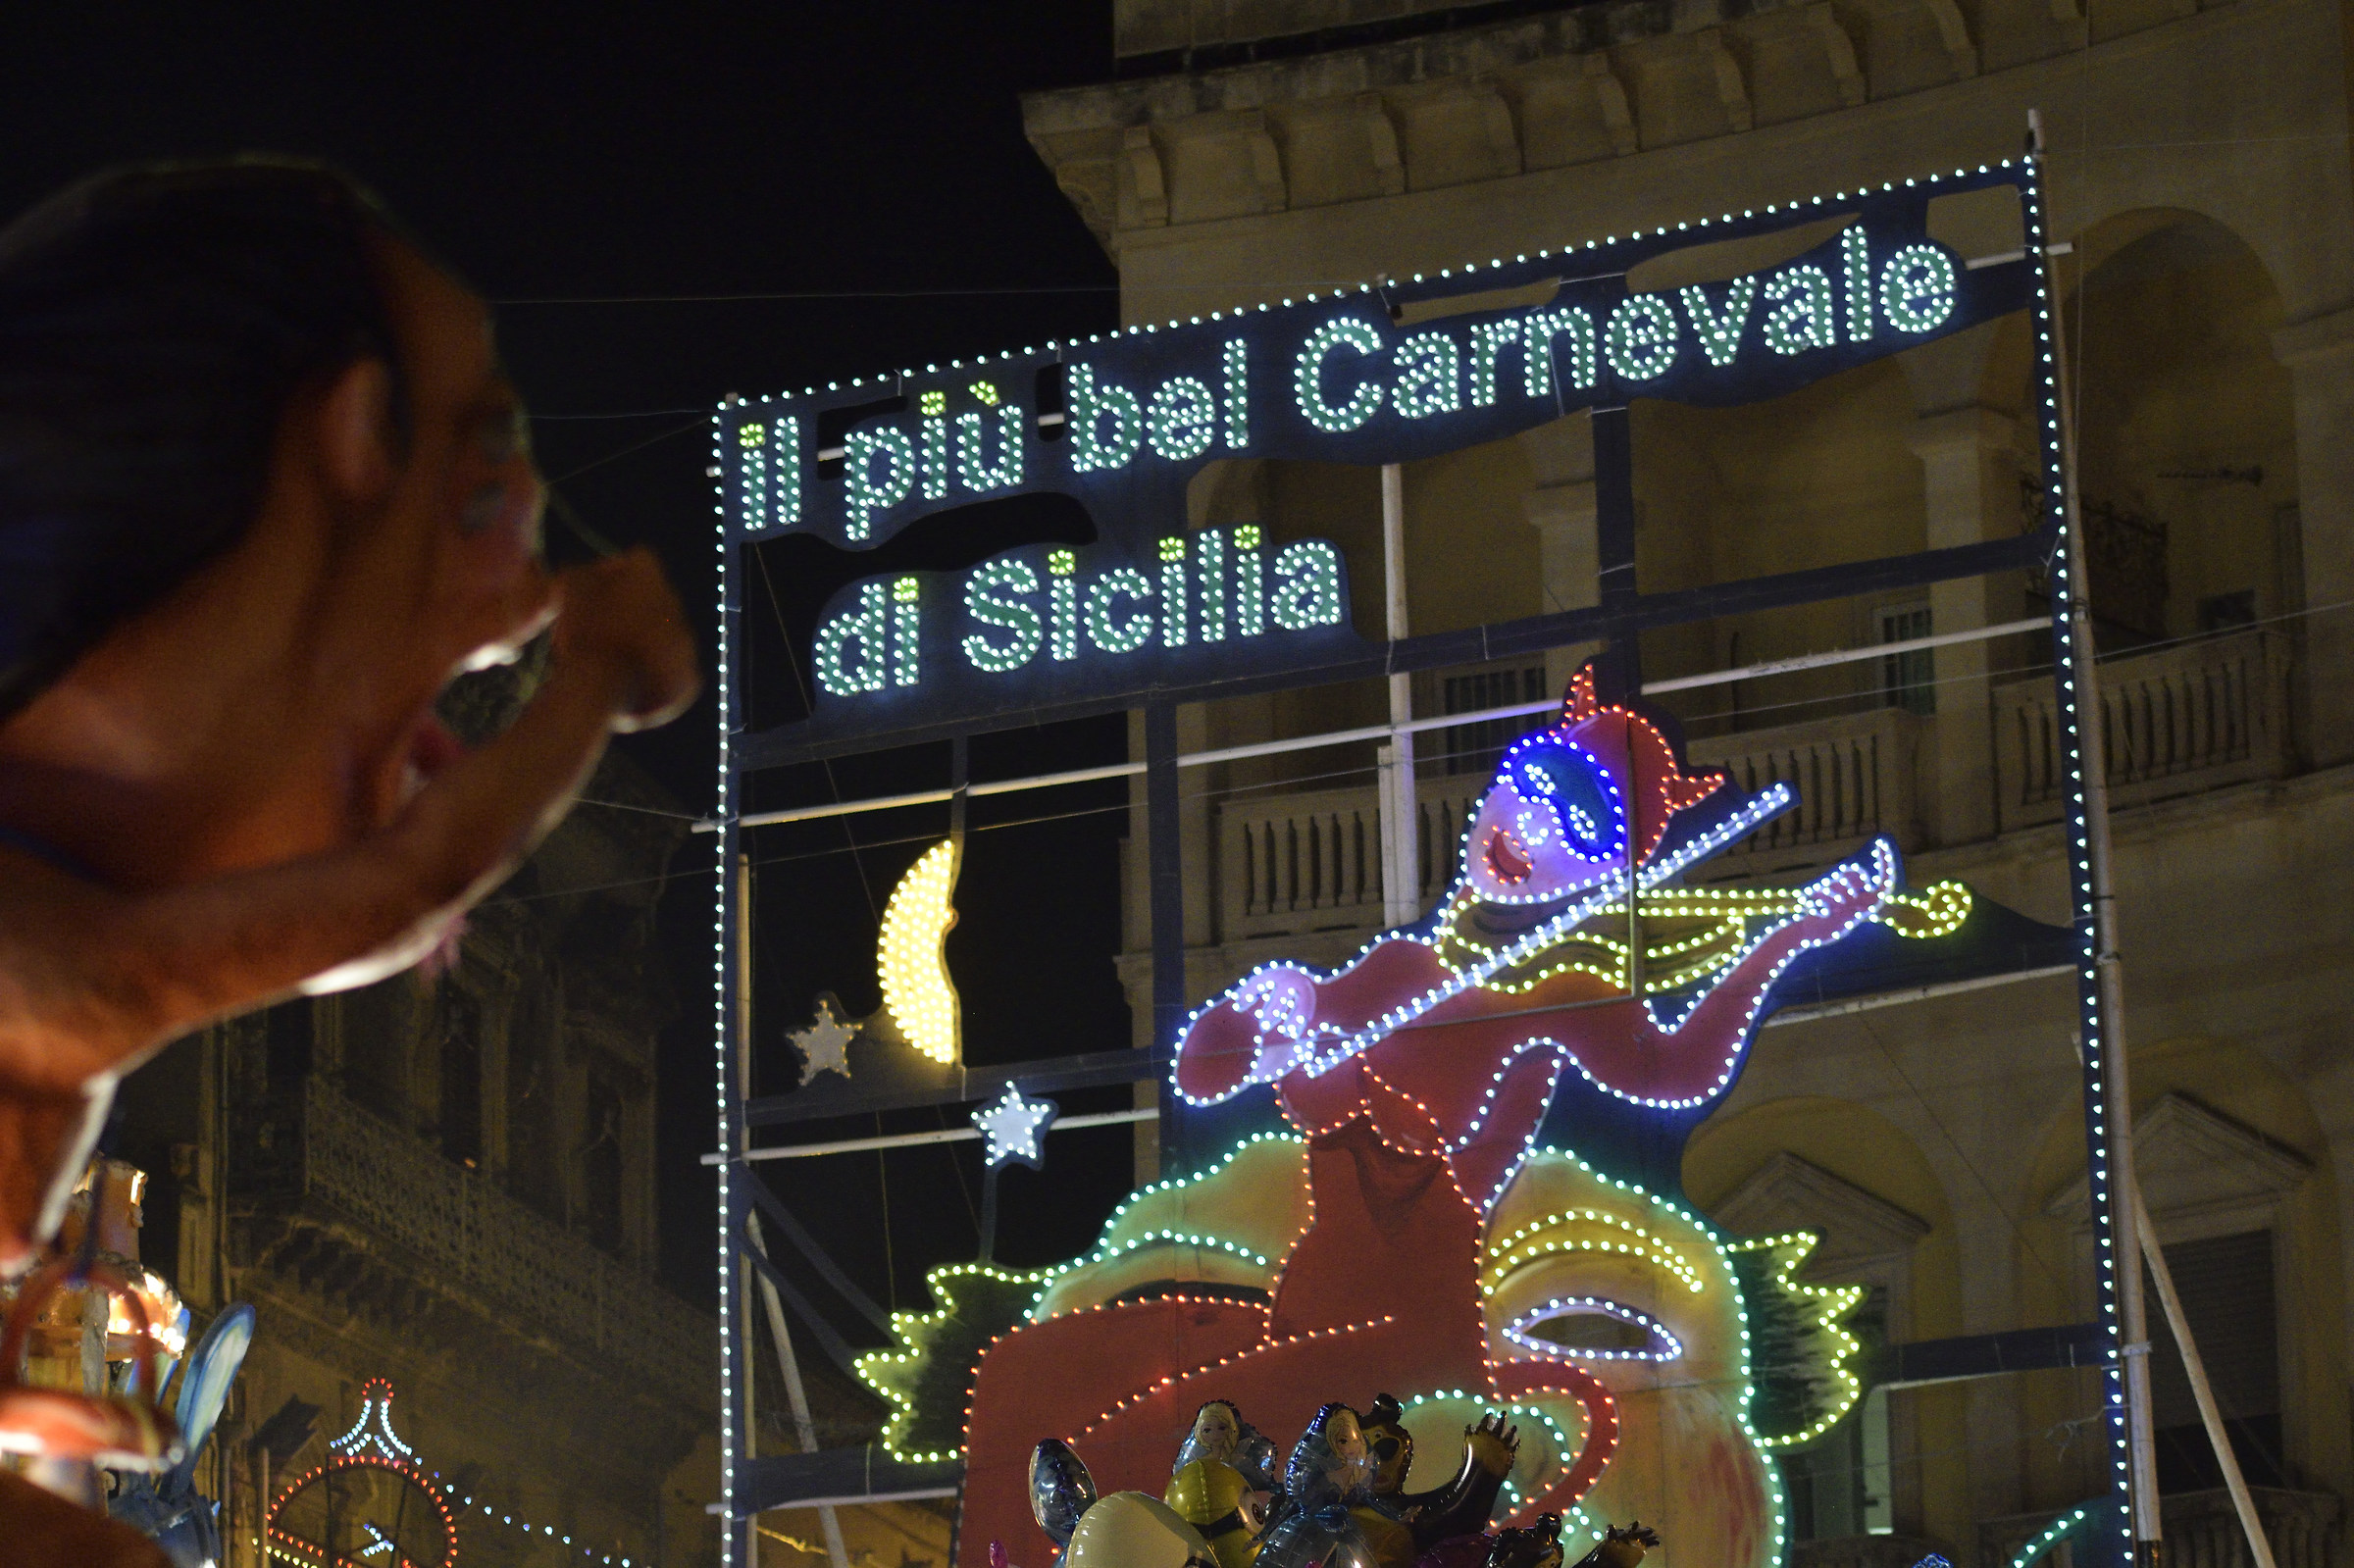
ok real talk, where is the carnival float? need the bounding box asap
[821,667,2058,1568]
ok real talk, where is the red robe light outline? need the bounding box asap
[955,670,1904,1566]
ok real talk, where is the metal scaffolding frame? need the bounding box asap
[702,146,2153,1568]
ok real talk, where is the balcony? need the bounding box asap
[290,1083,713,1399]
[1992,629,2292,831]
[1219,775,1480,938]
[1688,706,1924,871]
[1209,631,2292,943]
[2161,1488,2341,1568]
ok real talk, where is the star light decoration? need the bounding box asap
[789,997,857,1086]
[970,1085,1056,1170]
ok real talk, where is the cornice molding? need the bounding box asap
[2048,1092,2314,1227]
[1713,1150,1932,1273]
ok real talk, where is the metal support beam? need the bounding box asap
[1378,463,1420,928]
[707,1106,1157,1164]
[745,1042,1164,1129]
[2035,109,2145,1568]
[2134,1181,2277,1568]
[736,1450,965,1518]
[1871,1322,2108,1389]
[1592,405,1640,699]
[747,1216,851,1568]
[1145,701,1187,1175]
[717,831,751,1564]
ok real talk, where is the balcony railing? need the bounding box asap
[2160,1487,2340,1568]
[1214,707,1922,938]
[302,1083,712,1398]
[1686,706,1922,868]
[1209,632,2290,943]
[1979,1490,2338,1568]
[1993,629,2292,831]
[1219,776,1483,938]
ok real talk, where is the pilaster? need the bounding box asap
[1902,321,2022,850]
[1907,407,2021,847]
[2273,304,2354,767]
[1517,413,1602,693]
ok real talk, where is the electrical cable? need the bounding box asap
[533,408,712,420]
[1841,998,2082,1298]
[543,418,704,485]
[934,1100,983,1237]
[475,610,2321,905]
[875,1134,897,1314]
[574,796,708,822]
[476,597,2338,902]
[755,543,882,923]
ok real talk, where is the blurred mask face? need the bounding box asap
[319,241,551,843]
[0,235,560,892]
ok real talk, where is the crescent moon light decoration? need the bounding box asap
[878,838,962,1065]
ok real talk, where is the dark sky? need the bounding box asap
[0,5,1149,1340]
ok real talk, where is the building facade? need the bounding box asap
[1022,0,2354,1562]
[112,665,722,1568]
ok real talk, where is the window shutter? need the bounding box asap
[2146,1229,2278,1431]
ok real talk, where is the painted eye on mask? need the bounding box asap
[1506,741,1622,858]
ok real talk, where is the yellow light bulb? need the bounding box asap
[878,839,961,1065]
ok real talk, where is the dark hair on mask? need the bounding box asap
[0,157,417,722]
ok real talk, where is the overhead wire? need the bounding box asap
[472,586,2346,907]
[532,407,712,420]
[543,418,704,485]
[753,542,882,924]
[1842,998,2083,1298]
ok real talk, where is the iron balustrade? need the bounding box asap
[301,1083,713,1399]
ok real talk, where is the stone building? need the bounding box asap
[111,668,721,1568]
[1019,1,2354,1563]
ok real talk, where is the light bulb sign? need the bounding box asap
[721,166,2034,743]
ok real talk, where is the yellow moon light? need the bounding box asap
[878,839,961,1065]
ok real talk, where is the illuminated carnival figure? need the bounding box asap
[957,667,1964,1568]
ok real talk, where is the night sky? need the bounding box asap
[0,6,1150,1339]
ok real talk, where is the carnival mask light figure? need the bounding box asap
[955,667,1970,1568]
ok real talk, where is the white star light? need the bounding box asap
[790,998,857,1085]
[971,1085,1056,1170]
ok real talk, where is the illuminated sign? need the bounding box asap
[720,167,2032,744]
